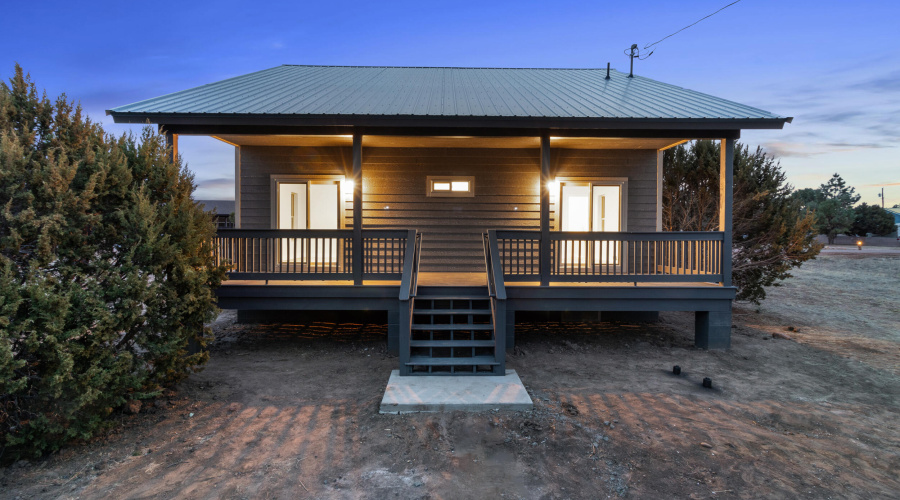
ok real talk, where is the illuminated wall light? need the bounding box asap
[547,179,559,201]
[341,179,355,201]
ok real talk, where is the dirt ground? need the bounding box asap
[2,253,898,499]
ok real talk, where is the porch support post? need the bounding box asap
[164,130,178,164]
[505,308,516,351]
[656,150,664,232]
[234,146,241,228]
[719,137,734,287]
[540,133,551,286]
[387,307,399,354]
[352,133,363,285]
[695,311,732,349]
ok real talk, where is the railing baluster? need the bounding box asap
[697,240,701,274]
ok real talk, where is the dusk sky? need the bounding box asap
[3,0,897,206]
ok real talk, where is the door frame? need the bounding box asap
[553,177,628,232]
[269,174,348,230]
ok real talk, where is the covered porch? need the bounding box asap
[206,130,735,288]
[204,131,738,374]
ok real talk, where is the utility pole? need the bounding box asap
[878,187,885,208]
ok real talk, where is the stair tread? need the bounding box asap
[416,295,490,300]
[414,309,492,315]
[406,356,499,366]
[411,324,493,331]
[410,340,495,347]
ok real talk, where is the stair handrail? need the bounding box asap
[399,230,422,301]
[484,230,507,301]
[484,230,508,374]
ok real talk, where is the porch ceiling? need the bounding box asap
[212,134,686,150]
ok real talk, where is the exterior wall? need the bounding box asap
[239,146,351,229]
[363,147,540,272]
[238,145,660,272]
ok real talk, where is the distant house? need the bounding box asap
[196,199,235,229]
[886,207,900,237]
[109,65,791,375]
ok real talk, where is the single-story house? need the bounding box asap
[885,207,900,237]
[196,199,236,229]
[108,65,791,375]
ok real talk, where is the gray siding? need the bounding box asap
[239,146,350,229]
[363,148,540,272]
[238,145,659,272]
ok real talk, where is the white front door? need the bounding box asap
[276,181,340,264]
[559,181,622,266]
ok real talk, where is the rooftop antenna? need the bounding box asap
[628,44,637,77]
[625,44,653,78]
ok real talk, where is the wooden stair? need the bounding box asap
[404,294,503,375]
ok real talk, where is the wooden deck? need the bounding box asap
[221,271,721,288]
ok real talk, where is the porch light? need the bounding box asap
[343,180,355,195]
[547,179,559,200]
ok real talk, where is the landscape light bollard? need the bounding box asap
[857,240,863,250]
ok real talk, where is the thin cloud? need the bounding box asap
[761,141,824,159]
[801,110,867,123]
[862,182,900,187]
[865,122,900,139]
[762,140,892,159]
[823,141,890,150]
[195,178,234,190]
[847,69,900,93]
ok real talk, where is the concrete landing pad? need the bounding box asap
[380,369,533,413]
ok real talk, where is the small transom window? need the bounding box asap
[427,176,475,197]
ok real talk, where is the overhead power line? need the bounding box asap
[643,0,744,50]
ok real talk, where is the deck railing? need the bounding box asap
[214,229,411,281]
[492,230,725,284]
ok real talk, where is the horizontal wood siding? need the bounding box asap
[363,148,540,272]
[238,145,660,272]
[239,146,350,229]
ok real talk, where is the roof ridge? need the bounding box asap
[281,64,619,71]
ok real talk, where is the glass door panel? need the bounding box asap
[592,185,621,265]
[278,183,307,264]
[308,182,339,264]
[276,181,339,266]
[561,184,591,265]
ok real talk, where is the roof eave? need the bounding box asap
[107,112,791,131]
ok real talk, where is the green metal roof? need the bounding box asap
[108,65,790,128]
